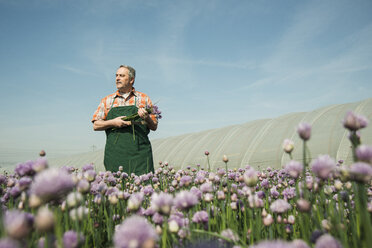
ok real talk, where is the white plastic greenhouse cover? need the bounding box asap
[49,98,372,171]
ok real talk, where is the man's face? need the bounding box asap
[115,67,134,92]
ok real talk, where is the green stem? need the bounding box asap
[162,221,168,248]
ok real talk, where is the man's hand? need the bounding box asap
[138,108,149,120]
[112,116,131,128]
[93,116,131,131]
[138,108,158,131]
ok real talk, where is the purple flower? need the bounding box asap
[14,161,34,177]
[0,238,21,248]
[128,192,144,211]
[292,239,310,248]
[105,187,119,196]
[348,162,372,183]
[82,163,94,172]
[63,230,85,248]
[142,185,154,196]
[192,210,209,224]
[297,122,311,141]
[311,155,336,180]
[77,179,90,193]
[179,175,192,187]
[343,111,368,131]
[261,179,270,189]
[113,215,158,248]
[0,175,7,185]
[256,191,266,199]
[169,214,187,229]
[3,210,33,240]
[270,188,280,199]
[105,175,117,185]
[9,186,21,198]
[97,182,108,194]
[151,105,162,120]
[200,182,213,193]
[217,168,226,177]
[152,212,164,225]
[84,170,97,182]
[282,187,296,200]
[143,207,155,217]
[121,172,128,179]
[29,168,75,203]
[251,240,294,248]
[315,234,342,248]
[151,192,173,215]
[152,177,159,183]
[174,190,199,210]
[61,166,75,174]
[284,161,303,179]
[270,199,292,213]
[190,186,202,200]
[32,158,48,172]
[18,176,32,190]
[220,229,239,242]
[243,167,258,186]
[356,145,372,164]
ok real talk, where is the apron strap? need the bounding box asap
[110,97,116,109]
[109,93,138,111]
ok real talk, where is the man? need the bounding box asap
[92,65,158,174]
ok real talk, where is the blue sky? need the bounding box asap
[1,0,372,162]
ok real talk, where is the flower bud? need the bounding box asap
[261,208,268,217]
[4,210,33,239]
[203,193,213,203]
[109,194,119,205]
[282,139,294,153]
[155,225,162,235]
[217,191,225,200]
[321,219,331,231]
[168,220,179,233]
[66,192,83,208]
[222,155,229,163]
[296,198,311,212]
[35,207,55,232]
[288,215,295,224]
[334,180,343,190]
[345,181,352,189]
[297,122,311,141]
[230,202,237,210]
[29,194,42,208]
[263,214,273,226]
[94,194,102,204]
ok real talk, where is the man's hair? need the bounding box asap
[119,65,136,82]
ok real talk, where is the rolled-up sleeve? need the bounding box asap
[92,99,107,122]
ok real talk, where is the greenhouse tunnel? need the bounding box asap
[49,98,372,171]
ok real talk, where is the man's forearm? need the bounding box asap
[93,120,115,131]
[145,116,158,131]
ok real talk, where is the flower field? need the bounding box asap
[0,111,372,248]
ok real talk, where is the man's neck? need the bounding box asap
[118,87,133,95]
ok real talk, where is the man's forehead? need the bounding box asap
[116,67,129,74]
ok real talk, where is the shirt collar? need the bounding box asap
[115,87,137,98]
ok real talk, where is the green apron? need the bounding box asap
[104,97,154,175]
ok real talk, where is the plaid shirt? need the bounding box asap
[92,88,156,122]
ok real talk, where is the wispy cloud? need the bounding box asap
[145,56,256,70]
[56,64,99,76]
